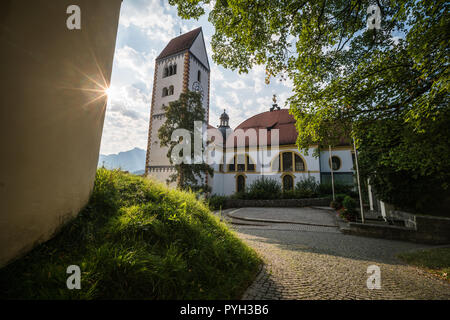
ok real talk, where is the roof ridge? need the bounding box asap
[156,27,203,60]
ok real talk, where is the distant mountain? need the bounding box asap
[98,147,146,174]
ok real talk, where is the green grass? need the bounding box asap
[0,168,261,299]
[398,247,450,282]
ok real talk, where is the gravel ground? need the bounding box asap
[228,207,450,300]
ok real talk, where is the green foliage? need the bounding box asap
[246,177,282,200]
[358,114,450,214]
[343,196,357,213]
[158,90,213,191]
[295,177,319,194]
[208,195,227,211]
[339,196,358,221]
[335,194,347,204]
[0,168,260,299]
[317,183,357,198]
[168,0,450,213]
[330,194,348,210]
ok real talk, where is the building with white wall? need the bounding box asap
[145,27,210,183]
[146,28,355,195]
[207,108,355,196]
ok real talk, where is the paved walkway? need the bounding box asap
[226,207,450,300]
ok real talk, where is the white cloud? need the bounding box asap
[119,0,178,43]
[114,46,156,88]
[223,79,248,90]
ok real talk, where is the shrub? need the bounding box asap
[330,200,340,209]
[281,190,297,199]
[246,177,281,200]
[340,196,358,221]
[343,196,357,213]
[335,194,347,204]
[330,194,347,210]
[295,177,319,194]
[208,195,227,210]
[317,182,357,198]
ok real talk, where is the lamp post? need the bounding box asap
[353,137,365,223]
[329,145,335,201]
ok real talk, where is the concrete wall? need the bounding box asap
[0,0,122,266]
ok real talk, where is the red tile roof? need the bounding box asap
[233,109,298,146]
[156,27,202,60]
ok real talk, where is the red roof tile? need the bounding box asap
[156,27,202,60]
[233,109,298,146]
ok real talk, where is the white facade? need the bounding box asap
[209,145,354,196]
[146,28,210,185]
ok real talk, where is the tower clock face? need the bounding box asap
[192,81,204,100]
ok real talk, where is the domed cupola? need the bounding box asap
[218,109,230,141]
[219,109,229,128]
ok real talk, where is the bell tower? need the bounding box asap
[145,27,210,184]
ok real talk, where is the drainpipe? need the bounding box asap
[353,137,365,223]
[329,145,335,201]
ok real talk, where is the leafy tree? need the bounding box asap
[169,0,449,213]
[158,91,213,191]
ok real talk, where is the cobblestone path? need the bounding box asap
[230,208,450,300]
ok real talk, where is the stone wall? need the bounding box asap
[345,214,450,245]
[224,198,330,209]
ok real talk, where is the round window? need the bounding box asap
[329,156,341,171]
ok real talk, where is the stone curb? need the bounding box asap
[310,206,351,232]
[226,208,337,228]
[241,262,265,300]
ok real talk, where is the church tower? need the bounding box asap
[145,27,210,184]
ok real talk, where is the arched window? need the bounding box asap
[282,174,294,191]
[228,154,255,172]
[173,64,177,75]
[282,152,292,172]
[329,156,341,171]
[295,154,305,171]
[164,67,168,77]
[168,85,174,95]
[162,87,168,97]
[236,175,245,193]
[272,152,306,172]
[247,155,255,171]
[228,156,236,172]
[198,70,201,82]
[236,154,245,172]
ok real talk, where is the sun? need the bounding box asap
[105,86,113,96]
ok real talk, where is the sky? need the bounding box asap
[99,0,294,155]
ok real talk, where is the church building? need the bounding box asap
[146,28,355,195]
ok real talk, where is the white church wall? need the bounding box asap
[210,146,323,195]
[188,56,209,110]
[320,149,354,173]
[153,53,185,116]
[190,32,209,70]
